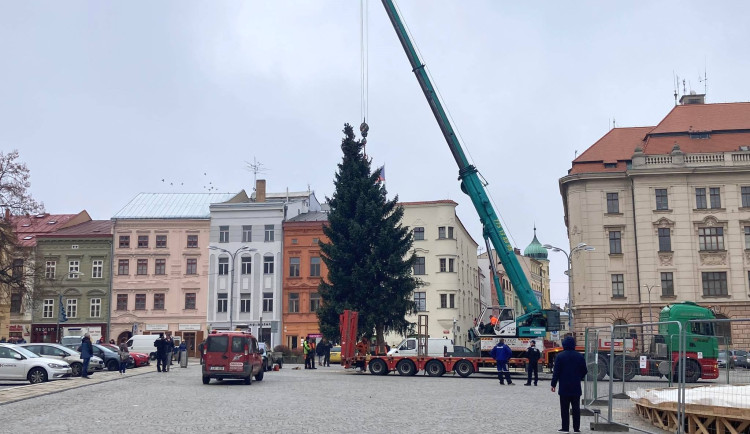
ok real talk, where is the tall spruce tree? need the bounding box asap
[318,124,420,345]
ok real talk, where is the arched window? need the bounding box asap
[613,319,629,339]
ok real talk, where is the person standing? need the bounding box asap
[323,339,332,367]
[177,340,187,365]
[198,340,206,365]
[302,338,311,369]
[524,340,541,386]
[490,338,513,385]
[550,336,588,433]
[80,333,94,379]
[154,333,167,373]
[118,338,130,375]
[316,339,326,367]
[164,334,174,370]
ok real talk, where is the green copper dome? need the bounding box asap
[523,228,548,260]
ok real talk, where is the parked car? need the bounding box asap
[0,343,72,384]
[329,346,341,364]
[100,344,149,368]
[202,331,263,385]
[19,343,104,376]
[719,350,750,369]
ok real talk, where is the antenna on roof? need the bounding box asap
[699,60,708,97]
[245,157,269,191]
[613,118,616,129]
[682,78,687,95]
[673,71,679,105]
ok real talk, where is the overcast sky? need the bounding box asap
[3,1,750,306]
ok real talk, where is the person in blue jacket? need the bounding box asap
[490,338,513,385]
[550,336,588,433]
[79,333,94,379]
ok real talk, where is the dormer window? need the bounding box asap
[23,236,33,240]
[689,132,710,139]
[47,220,57,224]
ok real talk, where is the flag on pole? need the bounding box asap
[377,165,385,182]
[59,295,68,323]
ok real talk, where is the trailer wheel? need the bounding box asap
[425,360,445,377]
[612,356,636,381]
[597,357,608,381]
[454,360,473,378]
[674,359,701,383]
[396,360,417,376]
[369,358,388,376]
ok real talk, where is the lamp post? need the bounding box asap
[543,242,594,336]
[642,284,660,335]
[210,246,254,330]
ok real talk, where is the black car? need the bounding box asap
[63,342,132,371]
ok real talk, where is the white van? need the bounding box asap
[388,337,454,357]
[127,335,181,360]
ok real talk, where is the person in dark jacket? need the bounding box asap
[154,333,168,373]
[550,336,588,433]
[79,333,94,378]
[490,339,514,385]
[524,340,541,386]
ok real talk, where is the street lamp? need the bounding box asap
[543,242,594,336]
[209,246,255,330]
[642,283,660,335]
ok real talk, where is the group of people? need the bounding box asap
[491,336,587,433]
[302,337,332,369]
[0,337,26,344]
[153,333,176,372]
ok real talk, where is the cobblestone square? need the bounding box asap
[0,363,592,433]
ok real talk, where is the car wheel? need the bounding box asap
[28,367,48,384]
[106,359,119,371]
[454,360,474,378]
[396,359,417,376]
[70,362,83,377]
[255,368,264,381]
[244,375,252,385]
[425,360,445,377]
[202,376,210,385]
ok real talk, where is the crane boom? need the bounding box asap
[381,0,541,317]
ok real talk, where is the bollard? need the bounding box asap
[180,350,188,368]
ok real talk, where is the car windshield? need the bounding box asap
[94,344,116,354]
[331,347,341,352]
[718,351,726,357]
[736,350,748,356]
[13,346,41,358]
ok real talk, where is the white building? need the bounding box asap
[207,180,320,348]
[386,200,480,347]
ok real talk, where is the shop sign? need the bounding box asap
[179,324,201,331]
[145,324,169,331]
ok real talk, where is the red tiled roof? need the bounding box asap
[37,220,112,238]
[569,127,651,175]
[643,132,750,155]
[10,211,91,246]
[650,102,750,134]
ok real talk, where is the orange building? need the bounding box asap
[282,212,328,349]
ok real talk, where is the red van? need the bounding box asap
[202,331,264,385]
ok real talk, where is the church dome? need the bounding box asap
[523,228,548,260]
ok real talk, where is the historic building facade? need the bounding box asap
[559,95,750,346]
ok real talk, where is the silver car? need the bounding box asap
[19,343,104,377]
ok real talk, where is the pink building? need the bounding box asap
[110,193,241,356]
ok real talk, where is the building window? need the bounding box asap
[289,257,300,277]
[745,226,750,249]
[90,298,101,318]
[613,319,629,339]
[136,259,148,275]
[240,294,251,312]
[448,227,454,239]
[655,188,669,210]
[66,299,77,318]
[742,186,750,208]
[241,225,252,242]
[310,292,321,312]
[154,259,166,275]
[661,272,674,296]
[414,292,426,311]
[186,258,197,275]
[658,228,671,252]
[219,226,229,243]
[702,272,728,296]
[312,238,319,245]
[698,227,724,251]
[119,235,130,248]
[291,238,298,245]
[310,257,321,277]
[116,294,128,311]
[10,292,22,313]
[68,261,80,278]
[241,257,252,275]
[611,274,624,298]
[709,187,721,209]
[606,193,620,214]
[264,256,274,274]
[187,235,198,248]
[185,293,196,310]
[695,188,707,209]
[43,299,54,318]
[289,293,299,313]
[609,231,622,254]
[449,258,455,272]
[45,261,56,279]
[438,227,446,239]
[135,294,146,310]
[413,227,424,241]
[263,292,273,312]
[217,293,227,313]
[440,294,455,308]
[138,235,148,248]
[218,257,229,275]
[12,259,23,279]
[156,235,167,248]
[92,260,103,278]
[153,293,165,310]
[264,225,274,242]
[439,258,446,272]
[413,257,426,275]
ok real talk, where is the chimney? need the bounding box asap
[679,91,705,105]
[256,179,266,203]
